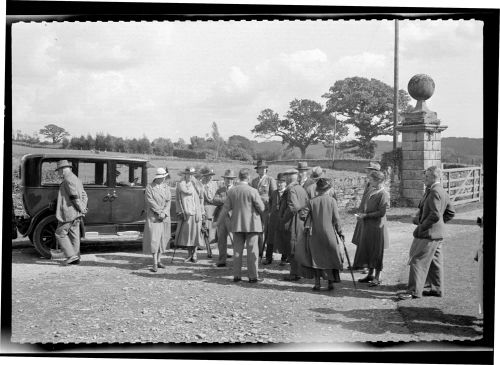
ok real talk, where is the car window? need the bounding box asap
[78,161,108,186]
[40,161,63,185]
[115,163,144,187]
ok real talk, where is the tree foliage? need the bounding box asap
[323,77,411,159]
[39,124,70,144]
[252,99,348,158]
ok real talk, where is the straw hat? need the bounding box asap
[55,160,72,171]
[310,166,325,179]
[365,161,381,171]
[153,168,168,180]
[297,161,310,171]
[179,166,197,176]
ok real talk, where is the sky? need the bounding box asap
[11,19,483,143]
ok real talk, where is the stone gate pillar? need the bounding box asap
[396,74,448,207]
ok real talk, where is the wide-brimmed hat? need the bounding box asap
[222,169,237,179]
[199,166,216,176]
[297,161,310,171]
[310,166,325,179]
[254,160,268,169]
[277,172,286,181]
[282,168,299,175]
[55,160,72,171]
[365,161,381,171]
[153,167,168,180]
[179,166,197,176]
[316,177,332,191]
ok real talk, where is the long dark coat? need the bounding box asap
[277,182,308,256]
[295,194,343,270]
[352,188,390,270]
[267,188,285,251]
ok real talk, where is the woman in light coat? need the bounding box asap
[174,166,204,263]
[142,168,171,272]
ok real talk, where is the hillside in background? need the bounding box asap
[253,137,483,164]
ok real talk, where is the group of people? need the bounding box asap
[52,157,458,298]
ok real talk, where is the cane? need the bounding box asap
[170,240,177,263]
[337,232,356,289]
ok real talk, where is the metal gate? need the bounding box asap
[441,166,483,205]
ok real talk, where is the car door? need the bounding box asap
[109,161,146,223]
[75,159,112,224]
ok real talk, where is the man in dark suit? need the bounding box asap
[217,168,266,283]
[251,160,277,258]
[398,166,455,300]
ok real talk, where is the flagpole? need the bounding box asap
[393,19,399,153]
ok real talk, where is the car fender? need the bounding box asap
[21,207,56,237]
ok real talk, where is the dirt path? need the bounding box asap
[11,208,483,344]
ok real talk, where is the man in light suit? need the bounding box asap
[398,166,455,300]
[54,160,88,266]
[251,160,277,258]
[217,168,266,283]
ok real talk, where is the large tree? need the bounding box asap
[252,99,348,159]
[39,124,70,144]
[322,77,411,159]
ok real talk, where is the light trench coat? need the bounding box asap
[142,181,171,255]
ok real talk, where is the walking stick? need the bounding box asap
[170,239,177,263]
[337,232,356,289]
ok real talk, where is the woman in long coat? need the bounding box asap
[142,168,171,272]
[352,170,390,286]
[174,166,204,263]
[296,178,344,291]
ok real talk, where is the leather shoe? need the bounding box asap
[397,293,418,300]
[263,260,273,265]
[157,262,166,269]
[282,275,301,281]
[216,263,226,267]
[423,290,442,297]
[227,254,233,258]
[150,265,158,273]
[68,259,80,265]
[249,278,264,283]
[233,277,242,282]
[63,256,79,266]
[358,276,374,283]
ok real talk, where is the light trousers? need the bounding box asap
[55,219,81,258]
[408,238,443,297]
[232,232,260,280]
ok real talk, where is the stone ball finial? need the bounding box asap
[407,74,435,112]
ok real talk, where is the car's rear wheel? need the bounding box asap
[33,215,58,258]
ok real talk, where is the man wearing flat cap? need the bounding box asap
[54,160,88,265]
[200,166,218,248]
[279,168,309,281]
[251,160,277,258]
[305,166,337,200]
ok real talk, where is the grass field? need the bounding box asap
[12,144,365,183]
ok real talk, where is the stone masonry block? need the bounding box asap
[402,132,417,142]
[433,141,441,150]
[403,179,425,190]
[408,198,421,208]
[402,188,425,199]
[411,150,425,160]
[435,151,441,160]
[424,150,433,160]
[401,141,415,151]
[402,169,424,180]
[423,159,441,169]
[415,140,434,150]
[416,131,427,141]
[403,159,425,170]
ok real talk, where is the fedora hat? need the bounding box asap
[365,161,381,171]
[282,168,299,175]
[310,166,325,179]
[179,166,197,176]
[276,172,286,181]
[316,177,332,191]
[254,160,268,169]
[199,166,216,176]
[55,160,72,171]
[297,161,310,171]
[153,167,168,180]
[222,169,237,179]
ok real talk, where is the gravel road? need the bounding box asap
[11,207,483,344]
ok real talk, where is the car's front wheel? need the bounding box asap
[33,215,58,258]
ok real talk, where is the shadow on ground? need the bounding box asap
[309,306,482,338]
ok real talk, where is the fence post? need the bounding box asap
[447,171,451,196]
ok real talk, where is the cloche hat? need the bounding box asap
[153,167,168,179]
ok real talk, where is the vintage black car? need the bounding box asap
[14,153,177,258]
